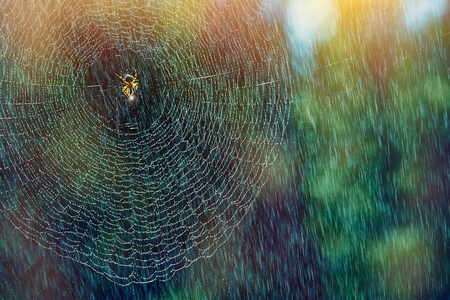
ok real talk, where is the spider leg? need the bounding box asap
[116,73,126,83]
[122,86,128,95]
[131,71,138,83]
[119,75,128,84]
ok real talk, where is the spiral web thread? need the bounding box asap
[0,0,291,285]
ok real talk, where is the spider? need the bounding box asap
[118,72,138,98]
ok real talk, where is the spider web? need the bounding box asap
[0,0,291,285]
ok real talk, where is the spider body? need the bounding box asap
[118,72,138,98]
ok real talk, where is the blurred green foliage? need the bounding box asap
[292,5,449,298]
